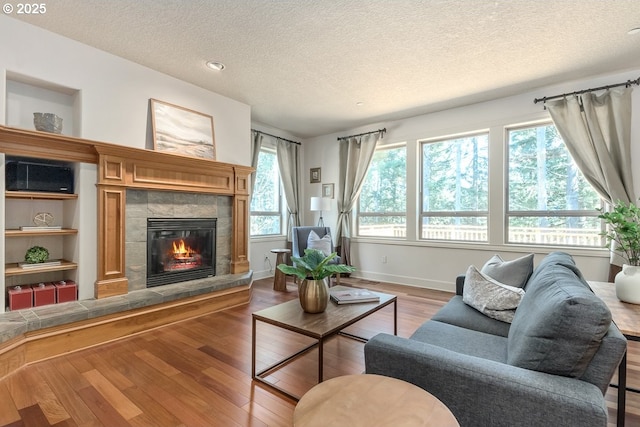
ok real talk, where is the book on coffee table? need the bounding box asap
[330,287,380,304]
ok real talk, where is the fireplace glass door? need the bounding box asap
[147,218,216,287]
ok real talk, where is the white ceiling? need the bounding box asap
[10,0,640,139]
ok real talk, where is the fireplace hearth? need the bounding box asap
[147,218,216,287]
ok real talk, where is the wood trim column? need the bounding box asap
[95,155,128,298]
[231,166,252,273]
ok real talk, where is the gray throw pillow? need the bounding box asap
[507,263,612,378]
[481,253,534,288]
[462,265,525,323]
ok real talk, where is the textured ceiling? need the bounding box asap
[10,0,640,138]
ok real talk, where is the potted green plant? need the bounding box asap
[598,200,640,303]
[278,248,356,313]
[24,245,50,264]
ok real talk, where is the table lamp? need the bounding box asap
[310,197,331,227]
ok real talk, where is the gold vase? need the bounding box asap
[299,278,329,313]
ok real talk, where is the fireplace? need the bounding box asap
[147,218,217,287]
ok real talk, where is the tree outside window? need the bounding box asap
[420,133,489,242]
[507,123,603,246]
[358,145,407,237]
[250,147,282,236]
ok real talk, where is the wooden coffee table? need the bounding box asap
[589,281,640,427]
[293,374,460,427]
[251,286,397,401]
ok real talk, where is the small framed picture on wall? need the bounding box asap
[322,183,334,198]
[310,167,321,183]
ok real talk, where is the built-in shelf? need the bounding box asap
[6,191,78,200]
[5,260,78,277]
[5,229,78,237]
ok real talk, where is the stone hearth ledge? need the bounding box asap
[0,272,252,344]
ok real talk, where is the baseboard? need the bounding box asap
[252,269,275,280]
[352,271,455,293]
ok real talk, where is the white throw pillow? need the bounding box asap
[463,265,526,323]
[307,230,332,257]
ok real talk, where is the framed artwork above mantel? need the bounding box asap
[150,99,216,160]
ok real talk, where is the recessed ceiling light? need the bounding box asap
[356,102,364,107]
[628,27,640,35]
[205,60,225,71]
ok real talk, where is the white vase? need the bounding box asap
[615,264,640,304]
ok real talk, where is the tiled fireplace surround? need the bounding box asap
[125,189,233,291]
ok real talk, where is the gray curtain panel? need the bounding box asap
[547,87,636,268]
[546,88,635,205]
[250,131,263,202]
[336,131,383,264]
[276,139,301,242]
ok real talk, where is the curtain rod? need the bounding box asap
[533,77,640,104]
[337,128,387,141]
[251,129,301,145]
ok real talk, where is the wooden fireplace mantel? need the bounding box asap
[0,126,253,299]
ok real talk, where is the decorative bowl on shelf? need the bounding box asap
[33,112,63,134]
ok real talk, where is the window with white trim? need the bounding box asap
[420,133,489,242]
[250,146,283,236]
[357,144,407,237]
[506,123,603,246]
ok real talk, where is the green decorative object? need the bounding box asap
[24,246,49,264]
[598,199,640,266]
[277,248,356,281]
[277,249,356,313]
[599,200,640,304]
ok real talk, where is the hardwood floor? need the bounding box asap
[0,277,638,426]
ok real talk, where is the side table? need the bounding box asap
[271,248,291,291]
[293,374,459,427]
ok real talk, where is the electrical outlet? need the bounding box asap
[381,255,387,264]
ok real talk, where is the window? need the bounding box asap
[506,123,602,246]
[357,145,406,237]
[420,133,489,242]
[250,146,282,236]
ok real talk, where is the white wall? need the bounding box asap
[0,16,252,302]
[303,69,640,292]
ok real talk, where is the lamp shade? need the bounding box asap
[310,197,330,211]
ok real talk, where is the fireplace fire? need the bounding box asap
[167,239,202,270]
[147,218,216,287]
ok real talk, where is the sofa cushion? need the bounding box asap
[462,265,525,323]
[525,251,587,291]
[410,320,508,363]
[507,263,612,378]
[431,295,511,337]
[481,253,534,288]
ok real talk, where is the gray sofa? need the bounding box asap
[364,252,626,427]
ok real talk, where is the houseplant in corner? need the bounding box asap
[277,248,356,313]
[599,199,640,303]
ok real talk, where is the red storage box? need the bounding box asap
[8,285,33,310]
[54,280,77,303]
[32,282,56,306]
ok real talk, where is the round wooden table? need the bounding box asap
[271,248,291,291]
[293,374,459,427]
